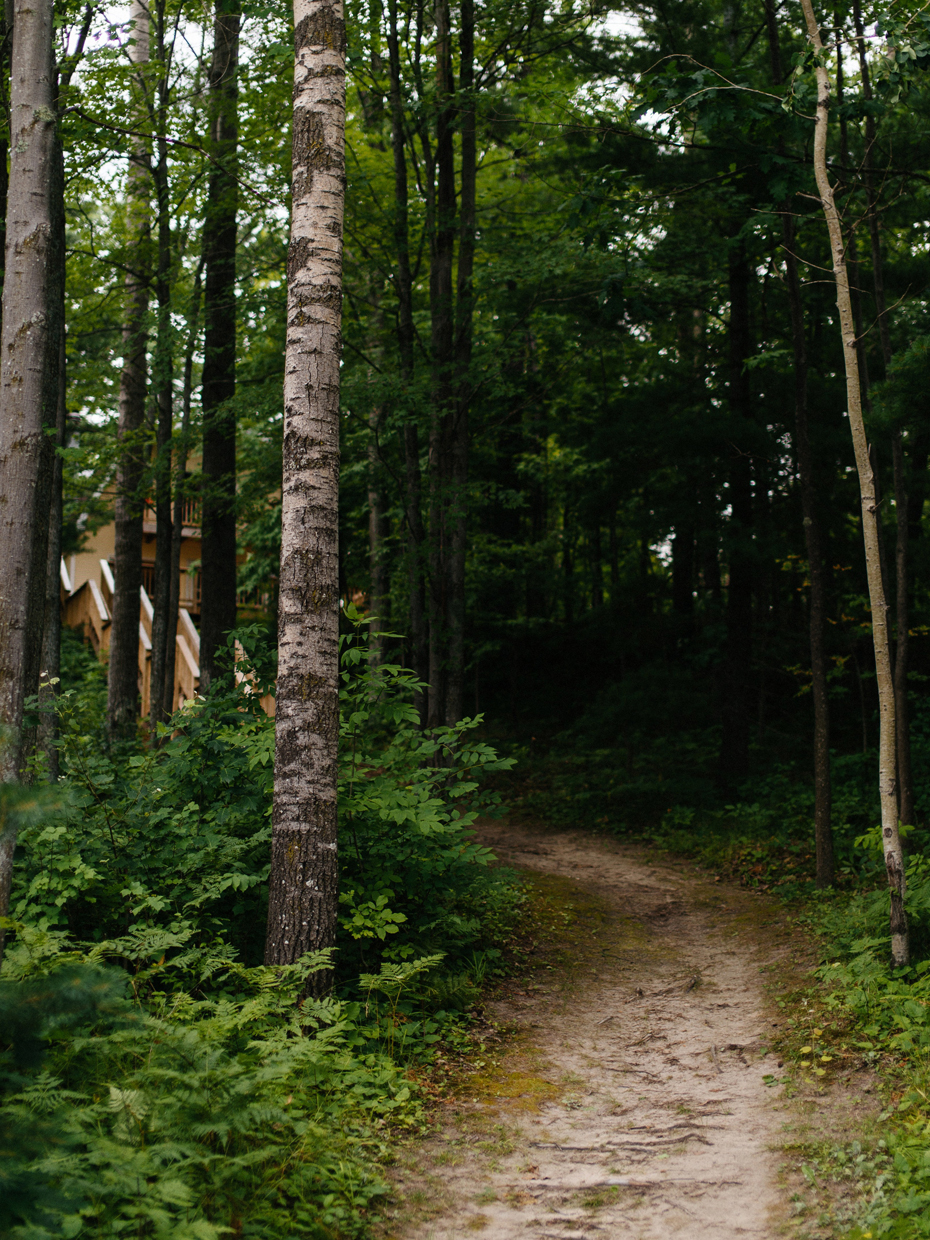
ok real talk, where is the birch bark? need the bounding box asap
[0,0,58,947]
[264,0,344,970]
[799,0,907,963]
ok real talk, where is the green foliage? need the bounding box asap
[0,941,415,1239]
[3,619,521,1238]
[338,607,518,972]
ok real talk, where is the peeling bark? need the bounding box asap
[265,0,345,975]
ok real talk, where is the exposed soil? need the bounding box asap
[386,820,821,1239]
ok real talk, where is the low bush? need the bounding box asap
[1,614,522,1238]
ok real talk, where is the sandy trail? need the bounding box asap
[392,821,795,1240]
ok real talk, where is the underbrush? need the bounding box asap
[0,617,523,1238]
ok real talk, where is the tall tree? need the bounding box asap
[148,0,177,732]
[386,0,427,722]
[0,0,60,952]
[163,258,204,717]
[765,3,834,884]
[446,0,475,725]
[426,0,456,728]
[107,0,150,743]
[199,0,241,690]
[785,221,834,886]
[850,0,914,829]
[38,4,91,777]
[264,0,345,972]
[799,0,907,964]
[717,234,754,789]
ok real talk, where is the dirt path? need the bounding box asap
[389,821,803,1239]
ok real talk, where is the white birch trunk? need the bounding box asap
[264,0,345,970]
[799,0,908,965]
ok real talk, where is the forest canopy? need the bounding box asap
[3,0,930,1233]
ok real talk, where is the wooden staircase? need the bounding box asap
[61,559,201,715]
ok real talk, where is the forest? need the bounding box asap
[2,0,930,1233]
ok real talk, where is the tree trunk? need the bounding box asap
[0,0,59,957]
[264,0,345,974]
[164,258,204,717]
[445,0,474,725]
[387,0,427,721]
[38,138,66,779]
[591,522,604,609]
[784,217,834,885]
[671,524,694,623]
[107,0,149,743]
[148,1,174,735]
[367,402,389,665]
[892,433,912,825]
[799,0,907,964]
[199,0,240,690]
[718,238,753,789]
[427,0,455,729]
[851,0,913,826]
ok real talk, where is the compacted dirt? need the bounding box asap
[388,821,807,1240]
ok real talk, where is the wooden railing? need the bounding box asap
[141,564,201,612]
[143,497,201,529]
[61,559,274,719]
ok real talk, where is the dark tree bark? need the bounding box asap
[764,0,832,881]
[784,218,834,886]
[148,0,175,734]
[445,0,475,725]
[164,259,204,717]
[387,0,427,721]
[427,0,456,729]
[367,401,389,665]
[718,238,754,789]
[0,0,60,958]
[591,522,604,609]
[265,0,345,975]
[852,0,913,826]
[671,524,695,624]
[607,502,619,597]
[37,7,90,774]
[199,0,240,690]
[38,149,66,779]
[107,0,149,743]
